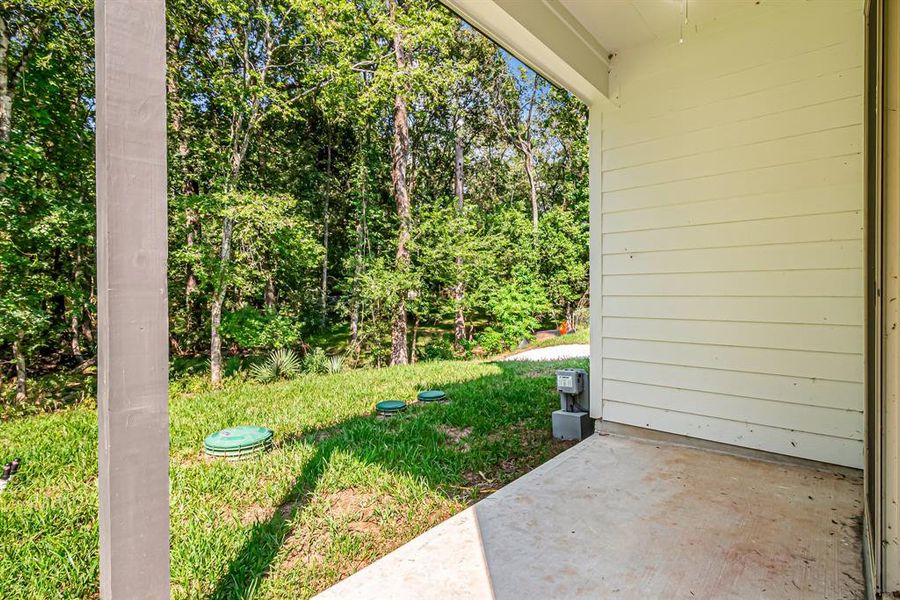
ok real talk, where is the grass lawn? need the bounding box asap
[527,327,589,349]
[0,357,587,599]
[496,327,590,360]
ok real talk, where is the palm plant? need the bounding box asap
[327,353,345,374]
[250,348,302,383]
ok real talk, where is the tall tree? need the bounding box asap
[387,0,412,366]
[452,117,466,345]
[494,67,542,232]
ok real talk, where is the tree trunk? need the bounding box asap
[388,0,411,366]
[320,141,331,325]
[512,75,540,234]
[81,307,94,344]
[210,217,234,385]
[453,125,466,346]
[70,309,84,361]
[350,144,368,350]
[0,15,11,144]
[169,36,200,335]
[264,274,276,310]
[209,110,247,383]
[185,208,199,332]
[350,228,362,347]
[12,332,26,402]
[522,144,539,232]
[69,253,85,360]
[410,314,420,364]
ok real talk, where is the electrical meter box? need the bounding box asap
[553,368,592,441]
[556,369,584,396]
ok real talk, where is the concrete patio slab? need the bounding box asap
[315,431,863,599]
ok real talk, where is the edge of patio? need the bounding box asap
[315,428,863,599]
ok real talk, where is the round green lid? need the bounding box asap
[204,426,273,451]
[375,400,407,413]
[417,390,446,402]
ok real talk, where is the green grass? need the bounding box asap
[496,327,590,360]
[0,357,587,599]
[527,328,589,349]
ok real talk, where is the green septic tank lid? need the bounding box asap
[204,426,273,452]
[417,390,447,402]
[375,400,407,414]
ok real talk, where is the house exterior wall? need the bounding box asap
[594,0,865,468]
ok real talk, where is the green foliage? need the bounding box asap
[302,347,329,375]
[479,270,551,352]
[537,206,589,321]
[475,328,507,355]
[250,348,302,384]
[3,0,589,405]
[220,307,304,351]
[418,335,457,362]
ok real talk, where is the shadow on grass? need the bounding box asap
[208,359,584,599]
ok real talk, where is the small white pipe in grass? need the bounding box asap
[0,459,20,494]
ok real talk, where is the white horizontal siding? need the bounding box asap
[602,402,863,468]
[604,296,862,325]
[603,380,863,440]
[604,212,861,254]
[603,359,863,411]
[597,0,864,468]
[603,318,862,354]
[604,270,863,297]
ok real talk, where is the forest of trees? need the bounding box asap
[0,0,589,408]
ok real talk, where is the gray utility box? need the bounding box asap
[552,410,593,441]
[553,368,593,441]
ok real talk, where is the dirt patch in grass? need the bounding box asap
[522,369,551,378]
[241,504,274,526]
[328,488,381,520]
[438,425,472,451]
[276,488,388,574]
[461,423,577,503]
[175,451,216,467]
[462,470,500,497]
[280,527,331,571]
[327,487,396,537]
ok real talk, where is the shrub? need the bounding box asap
[302,347,329,375]
[220,307,304,351]
[250,348,302,383]
[475,328,507,355]
[418,335,457,362]
[475,271,550,354]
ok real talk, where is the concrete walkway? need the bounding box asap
[502,343,590,361]
[315,432,863,600]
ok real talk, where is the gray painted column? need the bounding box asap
[588,105,602,420]
[95,0,170,597]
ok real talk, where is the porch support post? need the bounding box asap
[95,0,170,598]
[588,105,602,419]
[882,0,900,591]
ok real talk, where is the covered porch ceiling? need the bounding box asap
[441,0,771,105]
